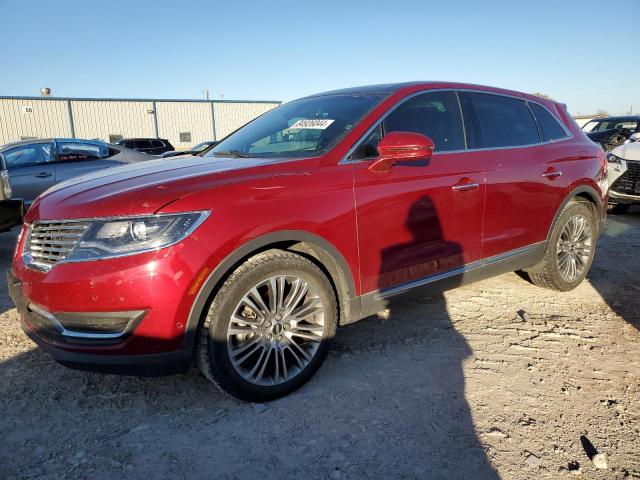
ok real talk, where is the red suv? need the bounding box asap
[8,82,607,401]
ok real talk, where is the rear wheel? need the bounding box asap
[607,203,630,215]
[197,249,337,401]
[525,200,597,291]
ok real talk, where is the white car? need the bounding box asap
[607,141,640,214]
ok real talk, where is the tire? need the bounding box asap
[197,249,338,401]
[525,200,597,291]
[607,203,630,215]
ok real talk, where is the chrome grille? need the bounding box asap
[25,221,89,268]
[612,160,640,195]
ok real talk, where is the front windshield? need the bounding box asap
[192,142,211,152]
[206,93,387,158]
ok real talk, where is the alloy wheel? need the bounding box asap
[226,275,325,386]
[556,214,593,282]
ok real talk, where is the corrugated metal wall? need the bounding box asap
[0,98,71,144]
[156,101,213,149]
[71,100,155,141]
[0,97,280,148]
[213,102,278,140]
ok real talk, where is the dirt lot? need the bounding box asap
[1,210,639,480]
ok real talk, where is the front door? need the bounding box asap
[351,90,485,295]
[3,142,56,205]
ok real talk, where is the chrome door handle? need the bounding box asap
[452,182,479,191]
[35,172,52,178]
[542,171,562,178]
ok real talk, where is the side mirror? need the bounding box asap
[368,131,435,173]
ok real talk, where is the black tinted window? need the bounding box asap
[124,141,134,148]
[135,140,153,149]
[383,91,465,152]
[530,103,567,141]
[150,140,164,148]
[470,93,539,148]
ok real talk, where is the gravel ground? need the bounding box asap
[1,210,639,480]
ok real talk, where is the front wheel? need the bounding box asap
[525,200,597,291]
[197,249,337,401]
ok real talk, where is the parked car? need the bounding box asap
[0,152,23,232]
[0,138,154,208]
[160,141,218,158]
[8,82,607,401]
[582,115,640,151]
[605,141,640,214]
[114,138,174,155]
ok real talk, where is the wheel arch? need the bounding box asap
[546,184,604,242]
[182,231,358,352]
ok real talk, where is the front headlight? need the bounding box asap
[65,211,210,262]
[607,153,623,163]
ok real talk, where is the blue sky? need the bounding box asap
[0,0,638,115]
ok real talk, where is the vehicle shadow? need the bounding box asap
[587,205,640,330]
[370,194,498,478]
[0,199,499,478]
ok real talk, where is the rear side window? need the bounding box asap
[383,91,465,152]
[529,103,568,142]
[470,93,540,148]
[56,142,113,162]
[150,140,164,148]
[135,140,153,149]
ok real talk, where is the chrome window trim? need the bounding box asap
[340,88,574,165]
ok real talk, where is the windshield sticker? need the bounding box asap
[289,119,335,130]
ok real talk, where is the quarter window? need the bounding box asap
[530,103,568,142]
[469,93,540,148]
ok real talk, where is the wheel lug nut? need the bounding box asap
[265,321,271,327]
[277,335,283,341]
[276,314,282,320]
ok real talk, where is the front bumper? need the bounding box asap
[609,189,640,205]
[8,270,191,375]
[8,232,216,376]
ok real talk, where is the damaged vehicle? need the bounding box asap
[606,141,640,214]
[583,115,640,151]
[8,82,607,401]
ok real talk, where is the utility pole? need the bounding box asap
[203,89,210,100]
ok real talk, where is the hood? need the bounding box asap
[27,155,307,222]
[612,142,640,162]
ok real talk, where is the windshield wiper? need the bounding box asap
[211,150,252,158]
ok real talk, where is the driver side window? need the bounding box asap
[349,91,466,161]
[4,143,54,169]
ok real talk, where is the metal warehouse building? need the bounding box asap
[0,96,280,149]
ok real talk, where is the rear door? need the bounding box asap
[54,141,122,183]
[352,90,485,294]
[3,142,56,204]
[463,92,570,258]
